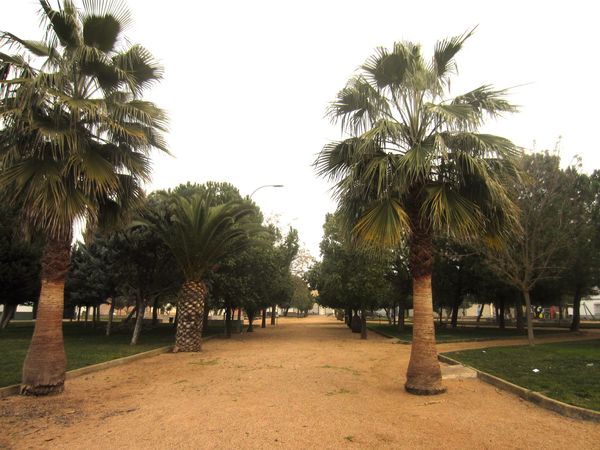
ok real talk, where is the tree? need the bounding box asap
[0,203,41,329]
[481,153,571,344]
[290,275,314,317]
[135,193,259,351]
[0,0,167,395]
[559,167,600,331]
[309,213,392,338]
[315,31,519,394]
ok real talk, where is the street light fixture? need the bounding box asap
[249,184,284,198]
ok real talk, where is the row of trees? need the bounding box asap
[310,152,600,338]
[0,0,308,395]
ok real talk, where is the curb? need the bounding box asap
[438,354,600,423]
[0,334,218,399]
[366,326,411,344]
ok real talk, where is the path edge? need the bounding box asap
[438,354,600,423]
[0,335,218,399]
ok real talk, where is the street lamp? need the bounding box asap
[249,184,284,198]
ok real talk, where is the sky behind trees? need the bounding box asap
[5,0,598,257]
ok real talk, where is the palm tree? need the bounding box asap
[0,0,167,395]
[136,194,259,352]
[315,30,520,395]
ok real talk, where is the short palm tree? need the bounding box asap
[0,0,167,395]
[136,194,259,352]
[315,30,520,394]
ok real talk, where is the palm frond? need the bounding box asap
[352,197,410,248]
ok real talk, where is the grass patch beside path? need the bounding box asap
[0,321,222,388]
[443,340,600,411]
[368,323,570,343]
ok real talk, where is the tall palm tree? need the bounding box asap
[315,30,520,395]
[136,194,259,352]
[0,0,167,395]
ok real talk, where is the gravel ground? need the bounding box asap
[1,316,598,449]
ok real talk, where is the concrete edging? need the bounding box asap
[0,334,219,399]
[438,354,600,423]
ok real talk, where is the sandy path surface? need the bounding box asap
[1,316,598,449]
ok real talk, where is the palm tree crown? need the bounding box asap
[136,194,259,281]
[316,29,520,249]
[0,0,168,237]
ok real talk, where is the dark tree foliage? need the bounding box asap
[0,203,41,328]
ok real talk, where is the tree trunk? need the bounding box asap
[450,271,462,328]
[122,306,137,325]
[398,300,405,331]
[247,311,255,332]
[131,294,146,345]
[384,308,392,325]
[21,234,71,396]
[405,210,445,395]
[283,307,289,317]
[92,305,98,328]
[570,287,582,332]
[76,306,81,322]
[498,297,506,330]
[0,303,17,329]
[522,289,535,345]
[476,304,484,324]
[270,304,276,325]
[237,308,242,321]
[360,308,368,340]
[202,304,210,336]
[225,305,232,338]
[84,305,89,327]
[106,302,115,336]
[515,298,524,331]
[152,297,159,326]
[261,308,267,328]
[174,280,206,352]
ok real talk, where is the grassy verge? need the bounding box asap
[443,340,600,411]
[368,323,570,343]
[0,321,222,388]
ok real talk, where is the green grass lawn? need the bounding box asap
[0,321,223,388]
[443,340,600,411]
[368,323,570,343]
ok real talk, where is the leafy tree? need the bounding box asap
[315,31,519,393]
[290,275,314,316]
[482,153,571,344]
[310,213,392,339]
[135,193,259,351]
[0,203,41,329]
[558,167,600,331]
[0,0,167,394]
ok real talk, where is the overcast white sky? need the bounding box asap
[5,0,600,258]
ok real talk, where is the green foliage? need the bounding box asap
[309,213,393,312]
[0,203,41,313]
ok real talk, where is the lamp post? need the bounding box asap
[249,184,284,198]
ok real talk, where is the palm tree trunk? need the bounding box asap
[21,234,71,395]
[405,214,445,395]
[174,280,206,352]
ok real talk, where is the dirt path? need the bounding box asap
[1,316,598,449]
